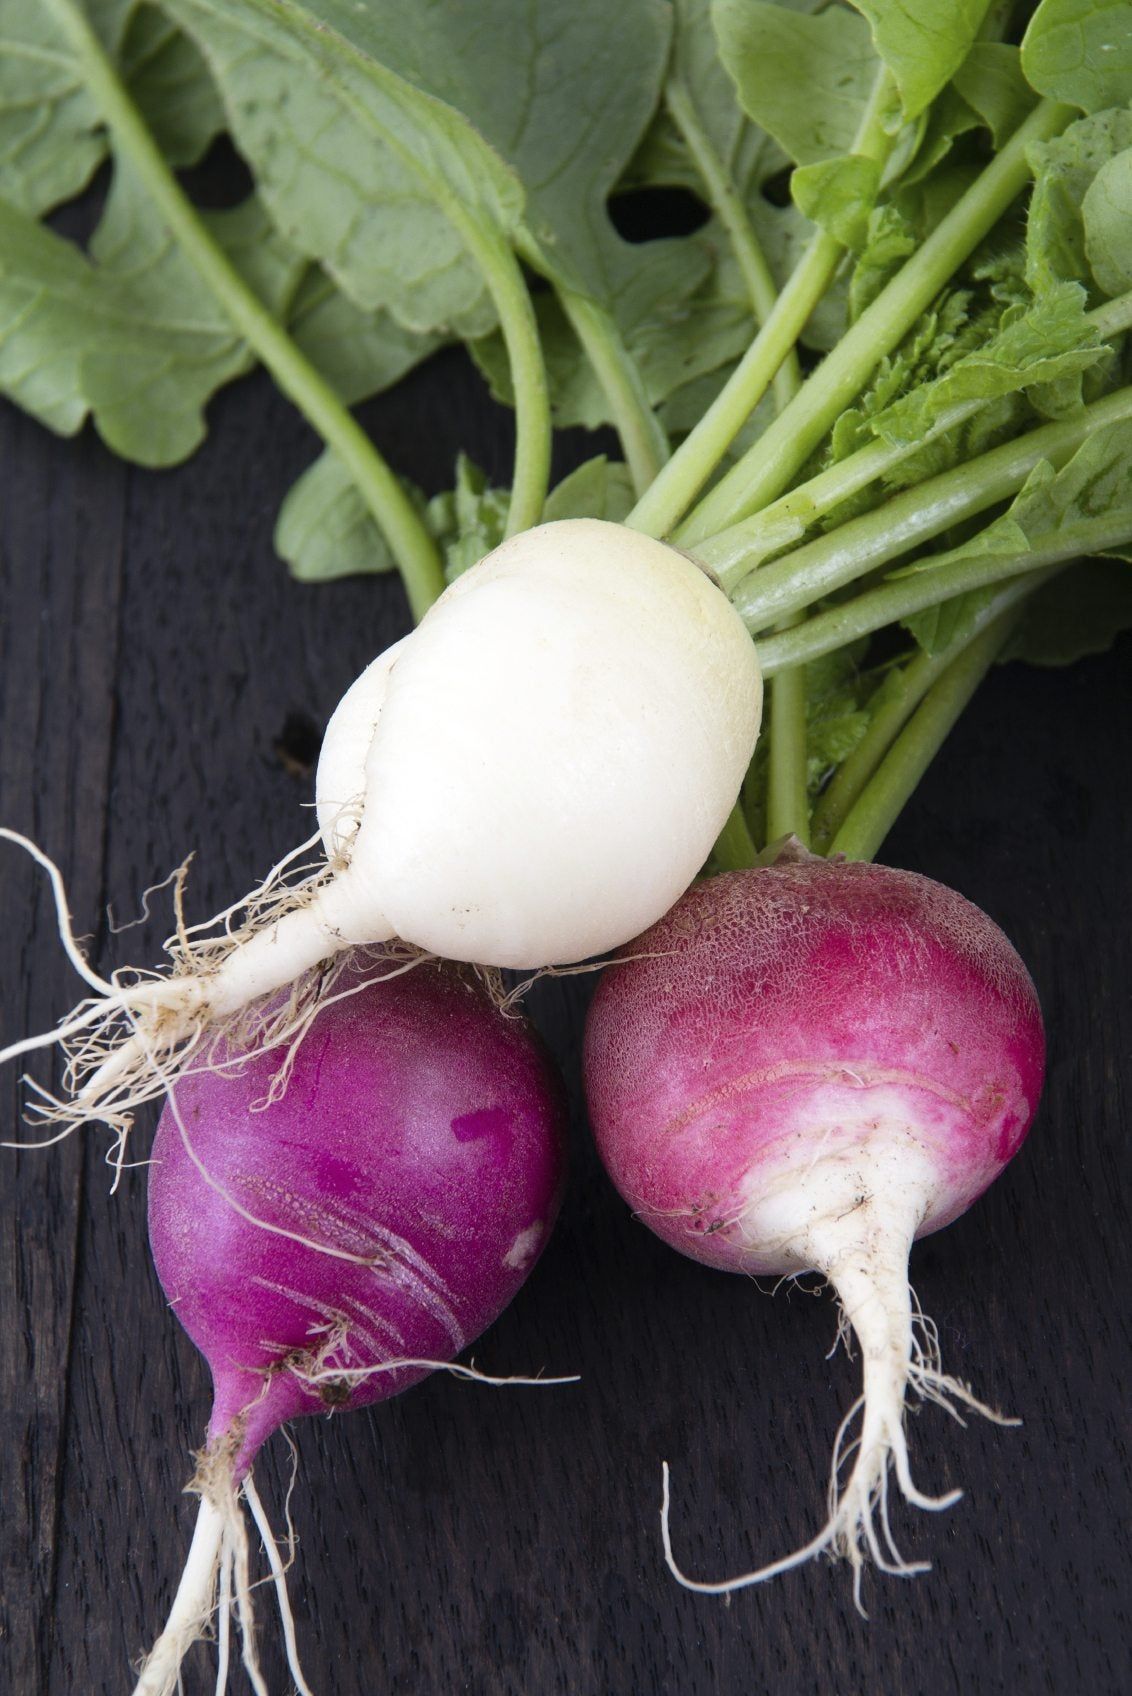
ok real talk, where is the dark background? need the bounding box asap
[1,305,1130,1695]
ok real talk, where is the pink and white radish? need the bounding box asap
[135,951,567,1696]
[2,518,761,1143]
[583,855,1044,1604]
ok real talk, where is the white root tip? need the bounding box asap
[0,827,406,1149]
[659,1342,1008,1610]
[132,1495,227,1696]
[133,1466,314,1696]
[659,1138,1017,1608]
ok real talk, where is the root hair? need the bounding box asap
[131,1448,315,1696]
[0,829,436,1154]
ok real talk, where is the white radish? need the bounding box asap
[3,519,762,1138]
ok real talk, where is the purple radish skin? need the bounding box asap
[584,859,1044,1605]
[137,953,566,1696]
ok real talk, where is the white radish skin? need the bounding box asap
[338,520,761,966]
[3,519,762,1131]
[315,636,408,859]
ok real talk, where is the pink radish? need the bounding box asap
[583,855,1044,1605]
[137,952,566,1695]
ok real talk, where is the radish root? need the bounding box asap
[132,1456,312,1696]
[0,829,430,1148]
[660,1141,1018,1613]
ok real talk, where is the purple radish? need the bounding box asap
[137,952,566,1695]
[584,857,1044,1605]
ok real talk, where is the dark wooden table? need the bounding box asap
[2,337,1130,1696]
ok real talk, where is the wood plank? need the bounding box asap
[0,411,125,1690]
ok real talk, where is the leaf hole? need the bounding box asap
[176,134,255,210]
[606,186,711,243]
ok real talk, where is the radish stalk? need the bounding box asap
[663,75,800,413]
[549,278,671,496]
[38,0,447,623]
[730,384,1132,634]
[828,598,1039,863]
[809,571,1050,852]
[628,67,900,542]
[695,288,1132,594]
[679,99,1073,543]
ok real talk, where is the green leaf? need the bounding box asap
[0,162,303,465]
[287,268,444,408]
[161,0,525,337]
[280,448,521,586]
[1027,107,1132,297]
[1009,557,1132,663]
[849,0,992,122]
[899,421,1132,649]
[0,0,133,215]
[870,282,1105,446]
[805,643,874,795]
[426,456,511,582]
[1082,148,1132,296]
[276,448,411,582]
[1022,0,1132,115]
[902,584,1001,654]
[350,0,712,438]
[901,86,982,187]
[849,203,918,319]
[791,155,883,251]
[952,44,1038,149]
[360,0,685,304]
[713,0,879,166]
[122,5,227,168]
[542,457,636,524]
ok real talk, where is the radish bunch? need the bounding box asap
[584,852,1044,1604]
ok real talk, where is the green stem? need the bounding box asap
[696,288,1132,591]
[553,281,670,496]
[1090,289,1132,341]
[829,598,1034,862]
[663,79,815,850]
[667,68,814,857]
[469,228,551,536]
[712,799,758,871]
[698,401,978,587]
[809,569,1049,850]
[755,515,1128,676]
[682,98,1074,543]
[43,0,448,623]
[665,75,800,412]
[733,383,1132,632]
[765,631,810,846]
[257,0,551,539]
[626,69,899,541]
[625,233,841,538]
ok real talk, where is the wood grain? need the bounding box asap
[1,348,1129,1696]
